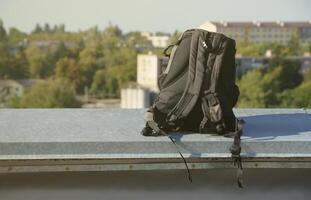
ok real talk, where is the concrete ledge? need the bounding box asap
[0,108,310,173]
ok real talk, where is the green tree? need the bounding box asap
[54,57,82,90]
[55,24,65,33]
[9,27,27,44]
[49,41,71,68]
[101,47,137,96]
[71,39,85,58]
[101,25,124,49]
[279,81,311,108]
[9,79,81,108]
[0,43,10,78]
[275,61,302,91]
[237,69,266,107]
[287,35,301,56]
[267,58,302,91]
[104,66,120,97]
[53,41,70,58]
[32,23,43,34]
[25,45,50,78]
[236,42,261,56]
[90,46,137,97]
[0,19,11,79]
[90,69,107,97]
[260,66,284,106]
[303,68,311,82]
[238,60,304,107]
[0,23,29,79]
[0,19,7,42]
[44,23,51,33]
[77,44,104,93]
[125,31,152,51]
[84,26,101,47]
[7,46,29,79]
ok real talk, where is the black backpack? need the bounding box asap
[141,29,244,187]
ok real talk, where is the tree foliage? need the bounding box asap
[1,18,311,108]
[238,59,304,108]
[8,27,27,44]
[279,81,311,108]
[9,79,81,108]
[238,69,267,107]
[54,57,82,90]
[25,45,50,78]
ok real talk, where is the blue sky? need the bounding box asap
[0,0,310,33]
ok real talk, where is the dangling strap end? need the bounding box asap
[232,155,244,188]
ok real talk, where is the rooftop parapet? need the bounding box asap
[0,108,310,173]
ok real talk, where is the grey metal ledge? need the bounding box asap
[0,108,310,173]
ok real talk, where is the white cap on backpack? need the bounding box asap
[197,21,218,32]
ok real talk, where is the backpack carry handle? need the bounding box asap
[163,44,175,57]
[163,29,194,57]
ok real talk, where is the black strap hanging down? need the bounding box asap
[143,110,245,187]
[167,30,210,124]
[232,154,243,188]
[141,29,243,187]
[226,119,244,188]
[142,110,193,183]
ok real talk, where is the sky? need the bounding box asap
[0,0,311,33]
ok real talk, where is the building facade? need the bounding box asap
[121,84,150,109]
[121,53,166,108]
[137,53,166,92]
[141,32,170,48]
[199,21,311,44]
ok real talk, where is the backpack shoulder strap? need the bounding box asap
[163,29,193,56]
[163,29,194,75]
[166,29,213,126]
[199,34,228,133]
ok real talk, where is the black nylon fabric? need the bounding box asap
[155,33,192,113]
[166,30,208,122]
[152,29,239,133]
[143,29,243,187]
[217,39,239,131]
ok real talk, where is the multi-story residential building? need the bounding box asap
[199,21,311,44]
[141,32,170,48]
[120,83,150,109]
[136,53,167,92]
[121,53,167,108]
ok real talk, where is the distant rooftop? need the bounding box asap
[211,21,311,28]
